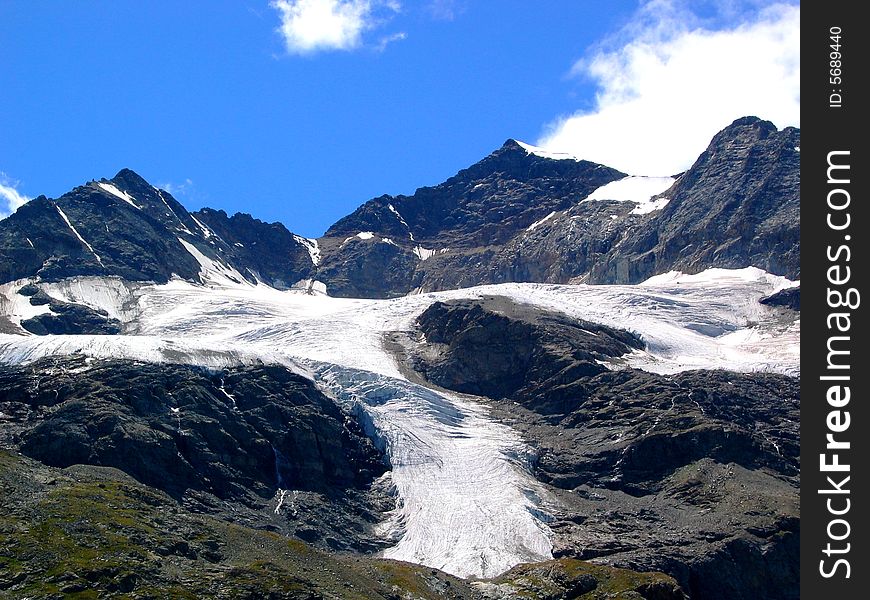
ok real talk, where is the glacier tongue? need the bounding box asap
[315,363,552,579]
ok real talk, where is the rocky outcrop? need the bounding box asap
[18,287,122,335]
[760,285,800,310]
[395,298,799,600]
[411,297,642,413]
[0,356,387,551]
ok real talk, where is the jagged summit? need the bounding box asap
[0,170,316,288]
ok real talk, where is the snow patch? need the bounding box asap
[177,238,252,288]
[55,205,104,266]
[96,182,140,209]
[630,197,670,215]
[413,246,437,261]
[40,277,140,323]
[292,235,321,266]
[515,140,580,161]
[583,176,675,214]
[388,204,414,241]
[356,231,375,240]
[0,280,52,329]
[190,215,214,239]
[526,211,556,231]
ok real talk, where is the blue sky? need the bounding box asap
[1,1,799,237]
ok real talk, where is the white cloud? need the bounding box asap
[0,173,30,220]
[427,0,463,21]
[374,31,407,52]
[158,178,194,197]
[538,2,799,176]
[270,0,401,54]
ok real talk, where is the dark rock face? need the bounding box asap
[18,288,122,335]
[326,140,625,247]
[316,117,799,296]
[760,285,800,310]
[395,298,799,600]
[315,235,419,298]
[0,169,316,288]
[412,298,643,413]
[0,356,387,551]
[0,176,203,284]
[317,140,626,297]
[191,208,316,288]
[589,117,800,283]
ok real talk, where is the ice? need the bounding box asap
[290,279,328,295]
[316,364,552,578]
[0,280,52,328]
[42,277,141,323]
[55,205,104,266]
[96,182,140,209]
[0,267,800,577]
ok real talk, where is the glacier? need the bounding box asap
[0,267,799,578]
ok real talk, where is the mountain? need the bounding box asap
[317,116,799,296]
[316,140,625,296]
[0,117,800,599]
[0,117,798,299]
[0,169,316,289]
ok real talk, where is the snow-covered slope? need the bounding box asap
[0,269,799,577]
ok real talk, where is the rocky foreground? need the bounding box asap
[0,448,685,599]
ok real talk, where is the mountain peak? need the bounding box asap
[510,139,581,162]
[110,168,152,192]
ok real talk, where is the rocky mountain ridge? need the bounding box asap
[0,117,799,300]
